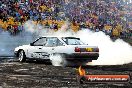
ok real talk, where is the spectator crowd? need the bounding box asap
[0,0,132,38]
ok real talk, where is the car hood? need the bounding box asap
[18,44,30,48]
[15,45,30,51]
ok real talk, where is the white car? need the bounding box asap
[14,36,99,66]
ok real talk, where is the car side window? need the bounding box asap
[33,38,46,46]
[57,39,64,46]
[45,37,57,47]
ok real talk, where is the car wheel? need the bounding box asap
[18,50,26,62]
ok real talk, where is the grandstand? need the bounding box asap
[0,0,131,38]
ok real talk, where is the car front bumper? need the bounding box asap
[14,51,18,57]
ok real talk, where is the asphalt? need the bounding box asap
[0,58,131,88]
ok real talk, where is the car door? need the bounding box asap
[28,37,48,59]
[43,37,65,54]
[28,37,64,59]
[43,37,58,55]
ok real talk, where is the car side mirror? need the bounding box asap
[30,43,34,46]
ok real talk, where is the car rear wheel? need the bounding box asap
[18,50,26,62]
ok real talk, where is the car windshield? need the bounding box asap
[62,37,84,45]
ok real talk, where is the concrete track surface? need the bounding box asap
[0,59,131,88]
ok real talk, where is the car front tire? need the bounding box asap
[18,50,26,62]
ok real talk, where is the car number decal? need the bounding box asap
[31,52,49,59]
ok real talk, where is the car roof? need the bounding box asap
[41,36,79,38]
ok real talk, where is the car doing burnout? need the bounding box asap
[14,37,99,66]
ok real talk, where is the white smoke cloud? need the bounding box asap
[77,29,132,65]
[49,54,66,66]
[24,21,132,65]
[0,31,33,56]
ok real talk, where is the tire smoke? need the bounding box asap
[77,30,132,65]
[49,54,66,66]
[24,21,132,65]
[0,19,131,65]
[0,30,33,56]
